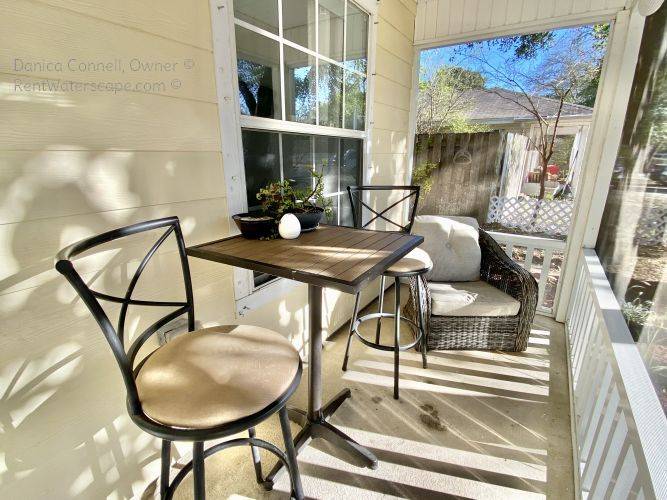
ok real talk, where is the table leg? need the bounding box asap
[264,285,378,487]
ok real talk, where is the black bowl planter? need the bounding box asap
[290,208,324,232]
[232,213,276,239]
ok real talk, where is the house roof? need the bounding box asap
[459,88,593,124]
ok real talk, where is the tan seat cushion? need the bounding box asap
[429,281,520,317]
[387,247,433,274]
[136,325,300,429]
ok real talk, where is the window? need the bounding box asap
[223,0,372,295]
[234,0,369,129]
[595,4,666,412]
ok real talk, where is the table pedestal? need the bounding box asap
[264,285,378,487]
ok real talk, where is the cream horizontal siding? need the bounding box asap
[372,0,417,185]
[0,1,235,498]
[1,74,220,151]
[415,0,631,45]
[37,0,214,49]
[1,1,217,102]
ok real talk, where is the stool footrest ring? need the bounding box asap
[352,312,422,352]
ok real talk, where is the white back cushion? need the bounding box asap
[412,215,481,282]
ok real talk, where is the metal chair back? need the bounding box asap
[346,185,420,233]
[55,216,194,413]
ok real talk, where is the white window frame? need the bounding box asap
[209,0,378,314]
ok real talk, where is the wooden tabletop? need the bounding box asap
[186,225,423,293]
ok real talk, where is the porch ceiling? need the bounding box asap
[167,286,573,499]
[414,0,633,47]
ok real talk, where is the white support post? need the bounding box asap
[555,7,646,322]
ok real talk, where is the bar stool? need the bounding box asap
[55,217,304,500]
[341,186,432,399]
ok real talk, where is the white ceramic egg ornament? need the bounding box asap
[279,213,301,239]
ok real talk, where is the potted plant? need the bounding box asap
[257,168,332,232]
[231,212,276,239]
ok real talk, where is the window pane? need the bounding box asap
[315,136,340,194]
[235,26,281,119]
[345,1,368,73]
[318,61,343,128]
[283,133,313,190]
[595,5,666,413]
[326,194,340,225]
[340,191,354,227]
[283,0,316,50]
[341,138,362,190]
[318,0,345,62]
[241,130,280,211]
[344,71,366,130]
[234,0,279,34]
[284,45,316,124]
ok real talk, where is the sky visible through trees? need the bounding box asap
[420,24,608,107]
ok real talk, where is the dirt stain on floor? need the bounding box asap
[419,403,446,431]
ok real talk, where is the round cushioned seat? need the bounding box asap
[385,247,433,276]
[136,325,301,429]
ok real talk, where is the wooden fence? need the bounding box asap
[414,131,505,221]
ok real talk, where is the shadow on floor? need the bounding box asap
[169,285,574,500]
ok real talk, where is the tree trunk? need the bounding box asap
[538,157,548,199]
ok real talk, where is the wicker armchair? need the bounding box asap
[406,228,538,352]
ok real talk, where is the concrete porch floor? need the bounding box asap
[170,285,574,499]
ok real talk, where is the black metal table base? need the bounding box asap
[264,388,378,487]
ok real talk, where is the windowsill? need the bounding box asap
[235,276,301,317]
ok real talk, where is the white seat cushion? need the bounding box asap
[412,215,481,282]
[429,281,520,317]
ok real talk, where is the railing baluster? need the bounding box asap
[537,248,553,309]
[505,243,514,259]
[567,249,666,499]
[487,231,566,317]
[523,245,535,271]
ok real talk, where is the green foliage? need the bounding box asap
[622,298,655,326]
[257,168,333,218]
[483,32,556,60]
[417,66,487,133]
[411,162,440,195]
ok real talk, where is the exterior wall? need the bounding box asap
[0,0,418,498]
[0,1,235,498]
[414,0,631,46]
[372,0,418,186]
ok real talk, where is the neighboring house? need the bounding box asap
[459,88,593,128]
[433,88,594,198]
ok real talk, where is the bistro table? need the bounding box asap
[186,224,423,485]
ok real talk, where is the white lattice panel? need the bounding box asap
[487,196,572,236]
[636,205,667,247]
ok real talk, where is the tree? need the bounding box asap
[462,32,601,198]
[416,66,486,134]
[473,25,610,107]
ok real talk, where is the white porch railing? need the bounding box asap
[567,249,666,499]
[487,231,566,316]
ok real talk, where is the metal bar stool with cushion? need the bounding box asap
[341,186,432,399]
[55,217,304,500]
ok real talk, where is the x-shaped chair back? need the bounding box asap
[346,185,420,233]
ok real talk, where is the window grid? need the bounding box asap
[233,0,369,290]
[233,0,368,128]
